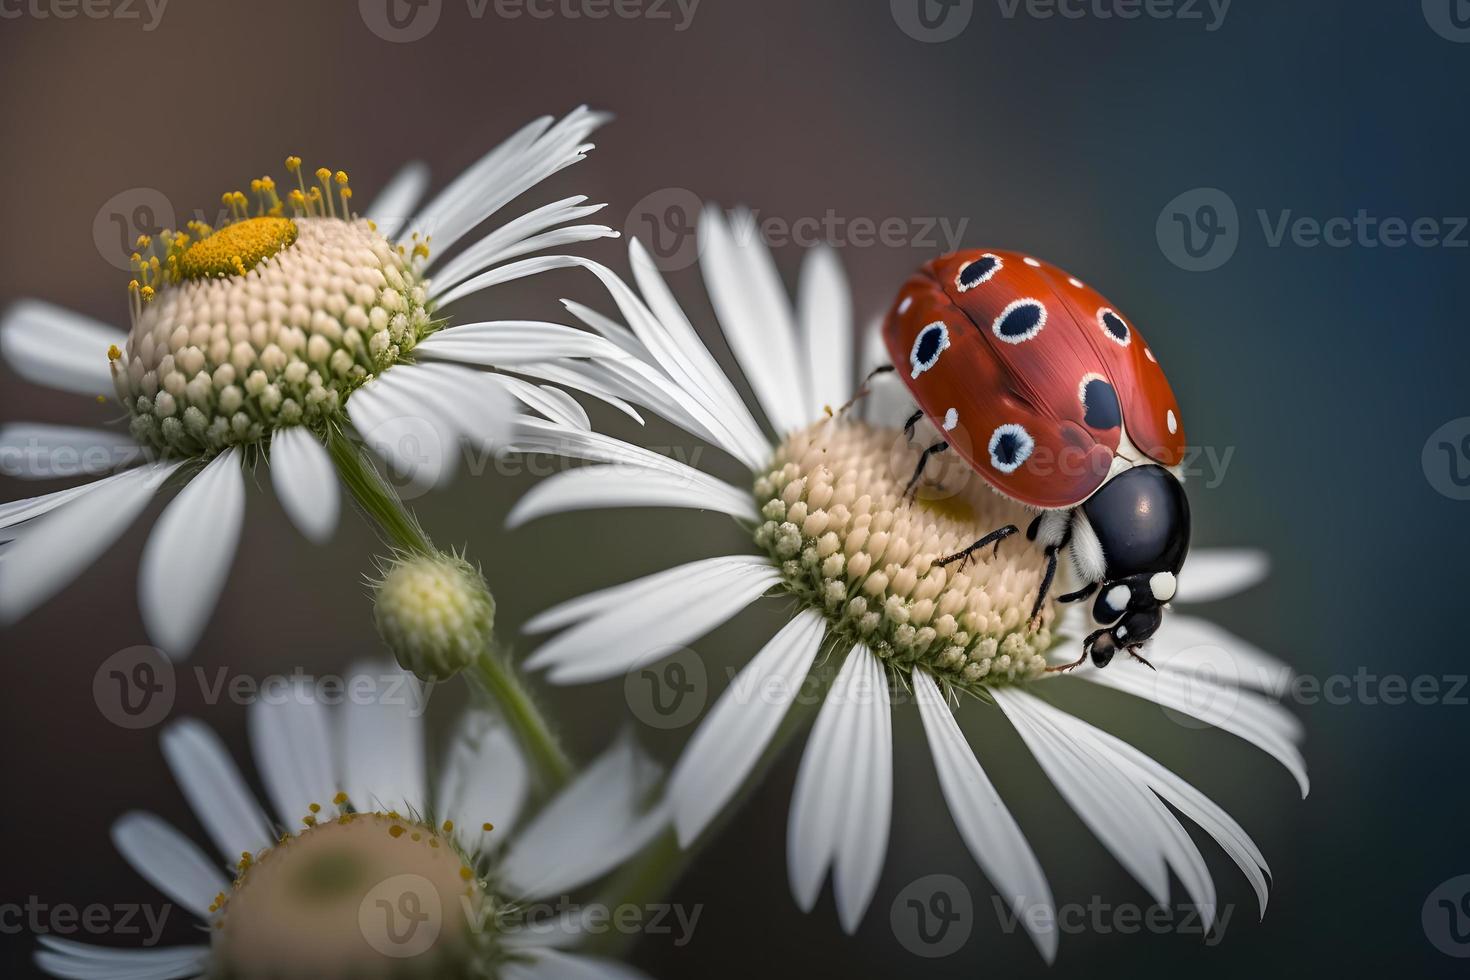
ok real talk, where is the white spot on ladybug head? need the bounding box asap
[1023,256,1041,267]
[898,295,913,315]
[993,298,1047,344]
[988,423,1034,474]
[1166,409,1178,434]
[1068,276,1084,288]
[1149,571,1177,602]
[1116,623,1129,639]
[1097,307,1131,347]
[1104,583,1131,614]
[942,407,959,431]
[955,253,1002,292]
[909,321,950,379]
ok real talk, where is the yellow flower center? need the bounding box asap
[177,216,298,281]
[213,811,485,979]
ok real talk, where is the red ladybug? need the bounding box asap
[878,249,1190,672]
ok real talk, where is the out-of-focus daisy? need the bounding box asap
[503,210,1307,961]
[35,664,666,980]
[0,107,634,655]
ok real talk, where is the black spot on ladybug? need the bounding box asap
[1098,308,1130,346]
[956,254,1000,292]
[993,299,1047,344]
[988,423,1034,474]
[909,321,950,379]
[1080,377,1121,429]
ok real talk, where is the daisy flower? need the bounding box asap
[502,208,1307,961]
[35,664,667,980]
[0,106,634,656]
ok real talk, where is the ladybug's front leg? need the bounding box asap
[833,364,895,416]
[934,523,1020,570]
[1028,523,1074,632]
[904,439,950,499]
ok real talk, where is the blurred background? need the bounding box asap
[2,1,1469,976]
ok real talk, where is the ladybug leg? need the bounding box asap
[1126,646,1157,671]
[834,364,895,416]
[904,440,950,499]
[902,408,924,440]
[1028,525,1074,631]
[1057,582,1098,604]
[935,523,1019,570]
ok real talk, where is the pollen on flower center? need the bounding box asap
[177,216,299,281]
[213,809,485,979]
[111,216,433,459]
[754,420,1056,689]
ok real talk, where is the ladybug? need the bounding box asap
[876,249,1190,672]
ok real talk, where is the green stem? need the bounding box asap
[584,646,842,956]
[326,428,433,556]
[328,427,572,792]
[471,646,575,792]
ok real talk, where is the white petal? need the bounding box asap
[0,423,140,479]
[669,610,825,845]
[248,678,337,828]
[268,427,338,544]
[501,733,667,899]
[347,370,459,492]
[502,948,654,980]
[1008,692,1221,925]
[797,245,854,416]
[787,644,892,933]
[111,812,226,919]
[414,107,609,266]
[493,375,591,430]
[1155,613,1296,698]
[364,161,430,240]
[912,672,1057,963]
[161,719,273,861]
[523,555,780,684]
[138,450,244,658]
[1177,548,1269,603]
[0,300,125,396]
[416,320,633,367]
[338,663,426,815]
[34,938,210,980]
[0,462,175,626]
[992,688,1171,906]
[0,479,111,530]
[1074,665,1309,795]
[503,359,646,425]
[437,713,531,852]
[699,207,810,432]
[1044,704,1272,917]
[432,196,614,296]
[506,463,757,530]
